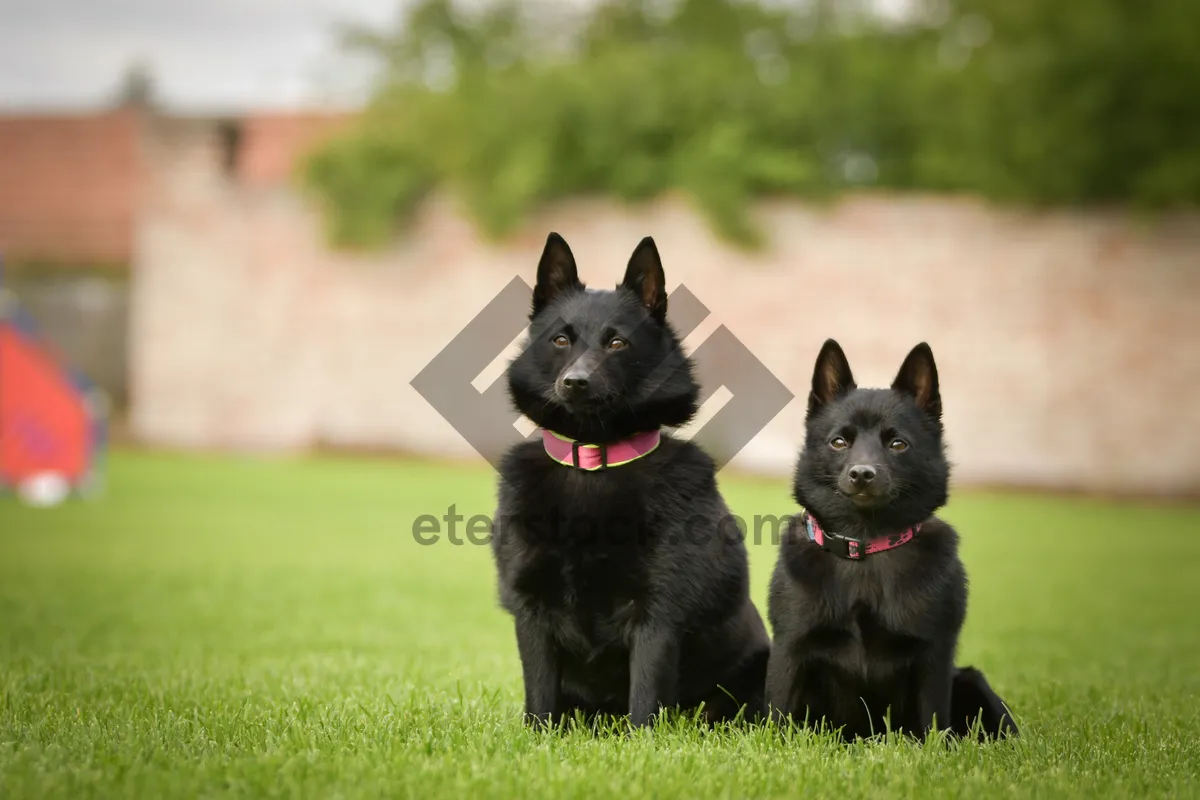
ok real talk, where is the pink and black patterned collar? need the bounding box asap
[804,511,920,560]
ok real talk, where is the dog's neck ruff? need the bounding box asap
[803,511,920,560]
[541,429,661,471]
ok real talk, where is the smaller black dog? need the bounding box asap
[766,339,1017,740]
[491,233,770,729]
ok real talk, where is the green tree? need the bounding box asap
[302,0,1200,249]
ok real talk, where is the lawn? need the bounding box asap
[1,451,1198,798]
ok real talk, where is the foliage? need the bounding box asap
[302,0,1200,248]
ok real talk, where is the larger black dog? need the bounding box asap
[491,233,770,728]
[766,339,1017,741]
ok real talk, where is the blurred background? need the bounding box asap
[2,0,1199,497]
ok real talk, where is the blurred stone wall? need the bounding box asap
[132,118,1200,495]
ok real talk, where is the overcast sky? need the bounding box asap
[0,0,405,111]
[0,0,912,112]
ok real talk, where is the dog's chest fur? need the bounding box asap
[507,516,648,656]
[799,563,929,679]
[492,438,719,658]
[772,517,964,680]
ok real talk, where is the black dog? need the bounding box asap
[491,233,770,728]
[766,339,1017,740]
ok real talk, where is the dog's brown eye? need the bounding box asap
[830,437,848,450]
[890,439,909,452]
[552,334,570,347]
[608,337,628,351]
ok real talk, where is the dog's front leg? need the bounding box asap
[765,643,803,725]
[515,613,561,727]
[628,625,680,728]
[914,650,955,738]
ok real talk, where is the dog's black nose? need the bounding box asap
[848,465,876,487]
[562,373,589,391]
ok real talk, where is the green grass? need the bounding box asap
[1,451,1198,798]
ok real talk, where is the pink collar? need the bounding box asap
[804,511,920,560]
[542,429,661,471]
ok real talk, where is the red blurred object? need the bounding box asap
[0,324,90,485]
[0,265,105,498]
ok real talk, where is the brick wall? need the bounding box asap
[0,109,350,264]
[235,113,351,187]
[0,109,143,264]
[0,108,349,410]
[131,118,1200,496]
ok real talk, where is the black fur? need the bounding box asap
[951,667,1020,740]
[766,339,1017,741]
[491,233,770,729]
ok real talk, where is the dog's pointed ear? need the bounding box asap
[621,236,667,322]
[809,339,856,415]
[892,342,942,419]
[533,232,582,316]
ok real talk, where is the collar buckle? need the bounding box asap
[570,441,607,470]
[805,511,864,560]
[822,532,861,560]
